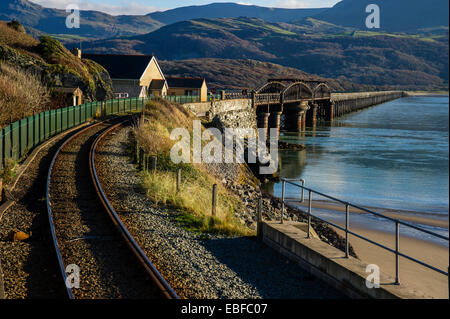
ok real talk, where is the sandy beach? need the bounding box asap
[332,225,449,299]
[283,198,449,298]
[291,199,449,229]
[285,198,449,298]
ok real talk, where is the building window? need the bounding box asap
[114,93,129,99]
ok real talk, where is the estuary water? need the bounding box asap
[263,95,449,243]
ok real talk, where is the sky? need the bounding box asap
[30,1,340,15]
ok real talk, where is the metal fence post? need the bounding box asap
[345,204,350,258]
[281,180,286,224]
[212,184,217,217]
[150,156,157,172]
[307,190,312,239]
[395,221,400,285]
[300,179,305,203]
[176,168,181,194]
[138,147,144,170]
[143,154,148,172]
[257,195,263,239]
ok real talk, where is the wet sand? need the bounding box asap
[291,199,448,229]
[332,225,449,299]
[287,199,449,297]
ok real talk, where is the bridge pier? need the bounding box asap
[291,110,305,132]
[299,101,309,131]
[307,103,318,127]
[253,83,403,130]
[282,101,310,132]
[325,101,334,121]
[269,111,282,136]
[257,112,270,138]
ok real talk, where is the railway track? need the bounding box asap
[46,118,178,299]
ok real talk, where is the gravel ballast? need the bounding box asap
[0,126,90,299]
[95,127,345,299]
[49,122,160,299]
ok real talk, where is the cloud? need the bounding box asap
[275,0,338,8]
[29,0,160,15]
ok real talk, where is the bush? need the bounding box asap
[134,99,252,236]
[0,62,49,127]
[0,159,16,185]
[7,20,26,34]
[0,21,38,49]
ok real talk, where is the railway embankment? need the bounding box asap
[95,124,346,298]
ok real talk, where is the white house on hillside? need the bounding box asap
[82,53,166,98]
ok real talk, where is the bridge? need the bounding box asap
[251,79,404,135]
[252,78,332,135]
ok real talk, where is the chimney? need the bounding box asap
[71,48,82,59]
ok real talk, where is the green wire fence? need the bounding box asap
[0,97,149,170]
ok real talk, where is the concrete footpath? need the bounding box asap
[261,221,434,299]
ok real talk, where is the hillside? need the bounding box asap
[158,58,372,92]
[148,2,326,25]
[0,0,163,39]
[0,20,113,115]
[0,0,327,40]
[83,17,449,90]
[2,0,448,41]
[313,0,449,32]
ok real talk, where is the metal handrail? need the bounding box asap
[279,178,449,285]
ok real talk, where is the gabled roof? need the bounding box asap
[52,87,83,94]
[150,79,167,90]
[166,77,205,89]
[83,53,154,80]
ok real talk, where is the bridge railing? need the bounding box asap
[313,92,331,99]
[0,97,149,171]
[223,92,249,100]
[254,93,281,105]
[279,178,449,286]
[208,94,222,101]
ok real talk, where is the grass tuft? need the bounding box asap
[134,99,253,236]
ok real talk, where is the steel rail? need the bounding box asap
[46,121,106,299]
[90,121,179,299]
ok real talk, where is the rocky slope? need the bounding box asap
[0,21,113,103]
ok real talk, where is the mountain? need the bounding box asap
[2,1,448,39]
[83,18,291,59]
[0,0,163,39]
[0,0,328,39]
[83,17,449,90]
[313,0,449,32]
[147,2,327,25]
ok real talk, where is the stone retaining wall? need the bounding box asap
[184,98,256,129]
